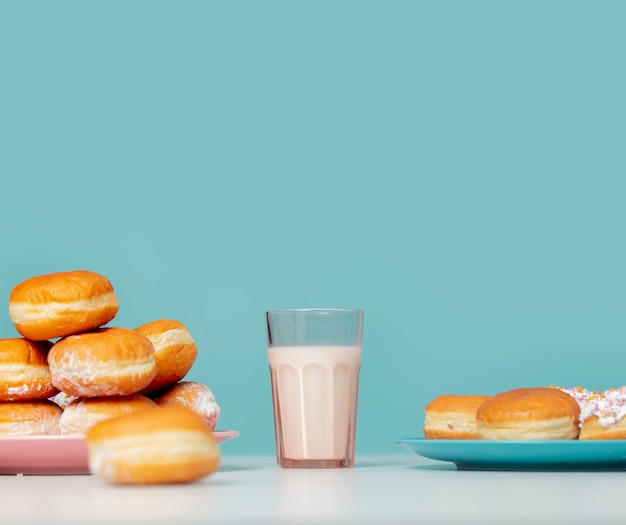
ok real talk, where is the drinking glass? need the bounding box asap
[266,308,363,468]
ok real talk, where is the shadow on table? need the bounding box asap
[406,463,456,471]
[353,458,453,470]
[218,464,262,473]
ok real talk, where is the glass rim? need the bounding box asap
[266,308,363,316]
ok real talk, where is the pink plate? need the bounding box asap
[0,430,239,475]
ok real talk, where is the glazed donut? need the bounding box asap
[9,269,119,341]
[0,338,58,401]
[423,394,489,439]
[86,405,220,485]
[0,400,62,436]
[48,327,157,398]
[60,394,157,435]
[155,381,221,430]
[476,387,580,440]
[134,319,198,394]
[558,386,626,440]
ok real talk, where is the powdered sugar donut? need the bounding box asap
[0,338,58,401]
[0,400,62,435]
[48,327,157,397]
[155,381,220,430]
[86,405,220,485]
[60,394,157,435]
[134,319,198,395]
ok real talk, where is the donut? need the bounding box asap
[0,338,58,401]
[60,394,158,435]
[423,394,489,439]
[557,386,626,440]
[48,327,157,398]
[476,387,581,440]
[9,269,119,341]
[134,319,198,394]
[155,381,220,430]
[580,414,626,439]
[86,405,220,484]
[0,400,62,436]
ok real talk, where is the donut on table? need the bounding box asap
[423,394,489,439]
[0,338,58,401]
[9,269,119,341]
[476,387,581,440]
[155,381,220,430]
[86,405,220,485]
[48,327,157,398]
[60,394,157,435]
[0,400,62,436]
[134,319,198,395]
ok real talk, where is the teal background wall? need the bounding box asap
[1,1,625,455]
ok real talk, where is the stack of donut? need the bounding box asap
[1,269,222,484]
[423,386,626,441]
[0,338,63,435]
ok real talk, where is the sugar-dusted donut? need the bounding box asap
[0,400,62,435]
[155,381,220,430]
[60,394,157,435]
[0,338,58,401]
[134,319,198,394]
[86,405,220,484]
[9,270,119,341]
[48,327,157,397]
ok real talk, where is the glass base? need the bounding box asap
[277,457,354,469]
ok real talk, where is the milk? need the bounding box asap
[268,345,361,466]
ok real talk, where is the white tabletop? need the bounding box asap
[1,453,623,524]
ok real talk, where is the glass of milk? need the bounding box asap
[266,308,363,468]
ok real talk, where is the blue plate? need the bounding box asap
[395,437,626,470]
